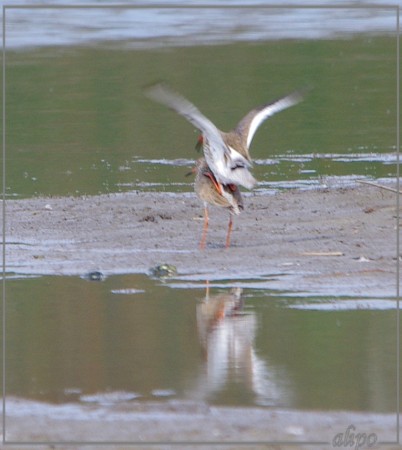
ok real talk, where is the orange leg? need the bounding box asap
[199,205,209,250]
[225,214,233,249]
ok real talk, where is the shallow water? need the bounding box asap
[5,30,398,198]
[3,4,399,422]
[4,2,396,49]
[5,274,397,412]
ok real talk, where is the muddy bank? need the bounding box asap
[3,396,399,450]
[6,183,398,296]
[3,184,400,449]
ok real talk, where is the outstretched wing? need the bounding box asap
[235,88,307,150]
[145,82,255,189]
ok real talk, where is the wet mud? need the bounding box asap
[6,183,398,296]
[4,183,400,448]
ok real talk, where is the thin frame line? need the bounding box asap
[2,4,6,447]
[2,3,400,446]
[396,4,400,446]
[3,3,399,10]
[4,440,331,446]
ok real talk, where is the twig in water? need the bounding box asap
[357,180,402,194]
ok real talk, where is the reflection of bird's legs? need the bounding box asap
[199,204,209,250]
[225,214,233,249]
[205,279,210,299]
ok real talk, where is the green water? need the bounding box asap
[4,34,399,417]
[5,275,397,412]
[6,35,397,197]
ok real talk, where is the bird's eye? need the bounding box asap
[231,162,245,170]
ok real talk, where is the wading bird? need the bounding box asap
[145,82,305,249]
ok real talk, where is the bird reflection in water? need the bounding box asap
[193,283,289,407]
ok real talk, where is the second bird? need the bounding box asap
[145,82,305,249]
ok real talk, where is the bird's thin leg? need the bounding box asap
[199,205,209,250]
[225,214,233,249]
[205,280,210,299]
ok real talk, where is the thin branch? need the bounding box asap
[301,251,344,257]
[356,180,402,194]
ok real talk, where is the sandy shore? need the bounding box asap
[5,183,398,296]
[3,396,399,450]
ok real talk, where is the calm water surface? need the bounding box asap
[6,37,398,197]
[4,4,399,419]
[6,274,397,412]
